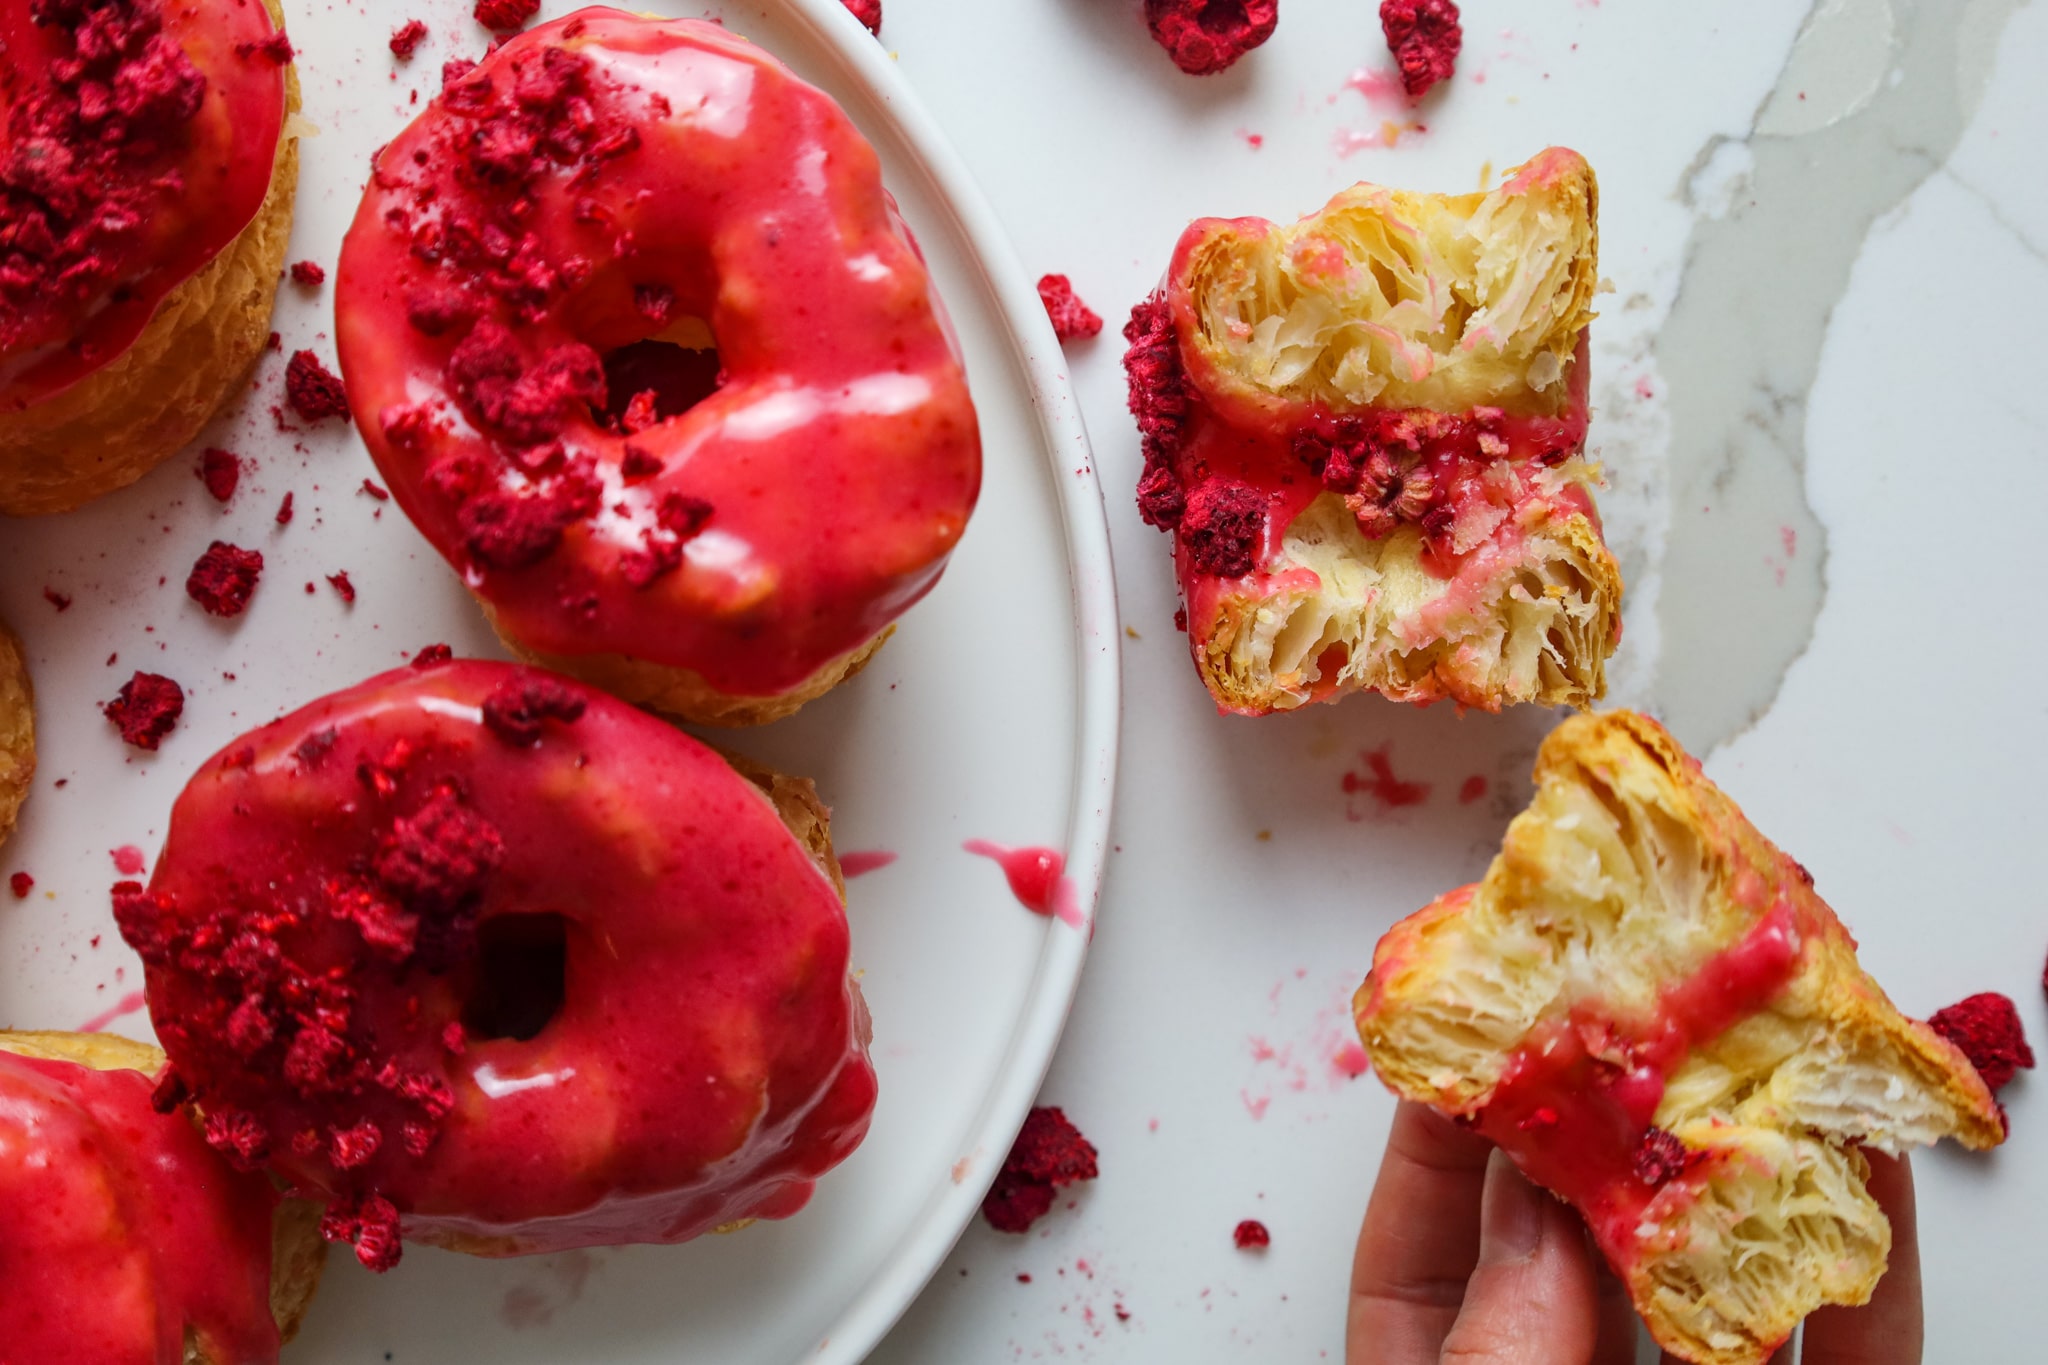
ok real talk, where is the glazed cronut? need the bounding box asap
[1356,712,2003,1365]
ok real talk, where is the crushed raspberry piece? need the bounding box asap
[473,0,540,33]
[411,643,453,668]
[1633,1127,1690,1186]
[983,1106,1099,1233]
[203,1109,272,1170]
[42,588,71,612]
[1929,992,2035,1093]
[1179,482,1265,578]
[373,784,503,969]
[290,260,325,287]
[8,872,30,899]
[286,351,350,423]
[480,673,587,746]
[198,448,241,503]
[149,1069,188,1113]
[842,0,881,33]
[236,31,293,65]
[390,19,429,58]
[1037,275,1103,342]
[275,492,295,525]
[1124,294,1189,530]
[361,478,391,501]
[620,445,662,481]
[1380,0,1462,98]
[321,1193,404,1271]
[185,542,264,617]
[1143,0,1278,76]
[327,571,357,604]
[104,672,185,750]
[1233,1219,1271,1249]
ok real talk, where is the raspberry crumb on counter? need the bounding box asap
[290,261,325,287]
[327,571,357,604]
[390,19,429,58]
[1144,0,1278,76]
[199,448,241,503]
[104,672,185,751]
[1380,0,1462,98]
[1037,275,1103,342]
[275,492,295,525]
[1929,992,2035,1093]
[186,542,265,618]
[361,478,391,501]
[286,351,350,423]
[473,0,539,33]
[983,1106,1099,1233]
[1233,1219,1270,1249]
[42,588,71,612]
[9,873,31,899]
[841,0,881,34]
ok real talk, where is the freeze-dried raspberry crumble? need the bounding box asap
[1143,0,1279,76]
[473,0,539,33]
[275,492,294,525]
[186,542,264,617]
[1379,0,1461,98]
[290,261,325,287]
[199,448,241,503]
[842,0,881,34]
[8,873,31,899]
[286,351,350,423]
[1037,275,1103,342]
[1929,992,2035,1093]
[104,672,185,750]
[983,1105,1099,1233]
[328,572,356,604]
[1179,481,1266,578]
[1632,1128,1690,1186]
[390,19,429,58]
[1232,1219,1270,1249]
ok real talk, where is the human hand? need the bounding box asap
[1346,1102,1923,1365]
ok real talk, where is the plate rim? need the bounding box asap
[753,2,1123,1361]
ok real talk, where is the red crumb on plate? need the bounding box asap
[290,261,325,287]
[1143,0,1278,75]
[473,0,539,32]
[199,448,241,503]
[390,19,429,57]
[983,1106,1099,1233]
[275,492,294,525]
[411,643,453,668]
[9,872,31,898]
[328,572,357,604]
[1342,745,1431,811]
[186,542,264,618]
[1380,0,1462,98]
[111,845,146,876]
[1232,1219,1270,1250]
[841,0,881,34]
[42,588,70,612]
[285,350,350,423]
[1037,275,1103,343]
[1929,992,2035,1092]
[1458,774,1488,804]
[361,478,391,501]
[104,672,185,751]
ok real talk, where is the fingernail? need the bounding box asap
[1478,1149,1544,1262]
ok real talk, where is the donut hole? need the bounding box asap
[598,336,722,430]
[463,913,570,1043]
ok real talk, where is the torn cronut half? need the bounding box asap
[1127,147,1617,714]
[1353,711,2004,1365]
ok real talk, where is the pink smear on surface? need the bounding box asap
[1334,121,1423,156]
[1241,1090,1271,1121]
[1634,375,1655,400]
[1342,65,1411,108]
[1343,745,1431,817]
[1238,128,1265,149]
[79,990,147,1034]
[1780,525,1797,558]
[839,850,898,878]
[1458,774,1489,805]
[110,845,146,875]
[963,840,1086,930]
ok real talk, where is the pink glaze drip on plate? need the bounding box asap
[838,850,898,878]
[962,840,1085,930]
[79,989,149,1034]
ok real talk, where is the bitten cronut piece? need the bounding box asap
[1353,712,2003,1365]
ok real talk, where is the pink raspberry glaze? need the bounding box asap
[334,11,981,699]
[0,1049,282,1364]
[0,0,288,408]
[120,658,876,1267]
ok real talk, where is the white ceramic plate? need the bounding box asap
[0,1,1118,1360]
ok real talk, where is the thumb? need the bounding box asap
[1438,1150,1601,1364]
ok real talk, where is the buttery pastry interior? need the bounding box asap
[1354,711,2004,1365]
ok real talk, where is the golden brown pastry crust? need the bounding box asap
[0,4,300,518]
[489,608,892,726]
[1355,711,2004,1365]
[0,1030,326,1358]
[0,618,31,847]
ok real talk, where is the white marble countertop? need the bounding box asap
[868,0,2047,1359]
